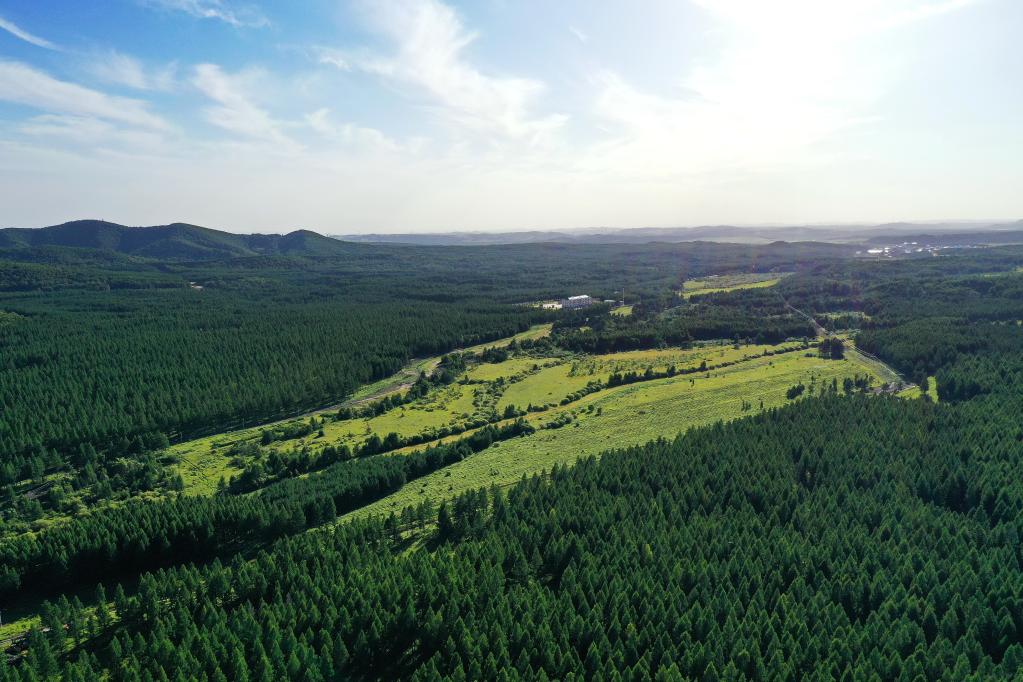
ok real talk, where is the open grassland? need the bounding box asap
[611,305,633,316]
[171,338,811,494]
[497,363,594,410]
[170,329,895,505]
[173,380,489,492]
[344,356,438,404]
[846,344,902,385]
[496,342,804,411]
[464,357,550,382]
[345,348,888,522]
[169,325,552,492]
[682,272,790,298]
[343,324,552,405]
[897,376,939,401]
[461,323,551,354]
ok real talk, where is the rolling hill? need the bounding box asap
[0,220,353,260]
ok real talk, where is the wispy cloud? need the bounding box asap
[568,26,588,44]
[585,0,986,178]
[192,64,293,147]
[87,51,178,91]
[335,0,566,142]
[879,0,984,29]
[0,15,60,50]
[311,47,352,71]
[142,0,268,28]
[305,108,414,154]
[18,114,171,155]
[0,61,169,131]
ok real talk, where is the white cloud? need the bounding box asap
[582,0,984,178]
[568,26,588,44]
[0,0,1011,232]
[880,0,984,29]
[342,0,566,142]
[88,51,178,91]
[304,107,413,153]
[17,114,170,154]
[312,47,352,71]
[192,64,294,147]
[0,15,60,50]
[0,61,169,131]
[142,0,268,28]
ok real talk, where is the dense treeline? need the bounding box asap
[0,239,854,469]
[14,389,1023,680]
[553,289,814,353]
[5,242,1023,679]
[0,289,534,459]
[0,419,535,601]
[0,238,859,536]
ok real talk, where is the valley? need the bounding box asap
[166,328,893,522]
[2,227,1023,680]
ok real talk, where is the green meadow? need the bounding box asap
[345,347,889,521]
[682,272,791,298]
[170,329,902,502]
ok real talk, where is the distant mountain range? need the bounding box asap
[337,221,1023,246]
[1,219,1021,261]
[0,220,355,261]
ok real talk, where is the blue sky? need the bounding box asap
[0,0,1020,233]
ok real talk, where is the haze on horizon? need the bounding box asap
[0,0,1021,234]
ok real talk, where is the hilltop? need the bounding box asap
[0,220,353,261]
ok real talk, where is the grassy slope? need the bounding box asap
[170,324,552,493]
[172,338,874,497]
[0,337,900,641]
[344,348,888,521]
[682,272,790,298]
[497,342,803,411]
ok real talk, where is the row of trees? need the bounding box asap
[0,419,536,601]
[12,385,1023,680]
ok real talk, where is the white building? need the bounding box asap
[560,295,596,310]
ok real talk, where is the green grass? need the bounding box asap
[682,272,790,298]
[497,362,594,410]
[173,438,246,494]
[496,342,805,412]
[460,323,552,354]
[166,330,889,511]
[897,376,939,401]
[166,325,552,492]
[464,357,547,382]
[345,349,889,522]
[845,343,902,385]
[611,305,633,316]
[0,613,40,646]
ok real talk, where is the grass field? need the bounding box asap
[611,305,633,316]
[344,324,552,405]
[495,342,804,412]
[845,344,902,385]
[170,338,817,493]
[464,357,550,382]
[682,272,790,298]
[168,324,899,512]
[169,325,552,492]
[897,376,939,401]
[344,348,888,522]
[460,323,552,354]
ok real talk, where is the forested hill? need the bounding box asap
[0,220,355,261]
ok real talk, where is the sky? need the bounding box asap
[0,0,1020,233]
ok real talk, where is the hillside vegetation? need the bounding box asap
[3,230,1023,680]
